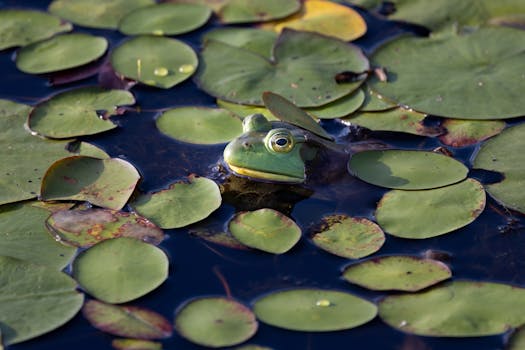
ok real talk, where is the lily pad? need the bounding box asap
[217,100,277,120]
[349,150,468,190]
[359,86,397,112]
[29,87,135,139]
[0,9,72,50]
[0,256,84,345]
[369,27,525,119]
[112,339,162,350]
[342,256,451,291]
[439,119,505,147]
[473,123,525,213]
[40,156,141,210]
[73,237,169,303]
[46,208,164,248]
[70,141,110,159]
[48,0,156,29]
[204,28,278,58]
[260,0,366,41]
[111,36,198,89]
[218,0,301,24]
[16,33,108,74]
[0,201,77,269]
[379,280,525,336]
[306,88,365,119]
[119,3,211,36]
[196,29,369,107]
[228,208,302,254]
[253,288,377,331]
[131,176,221,229]
[311,215,385,259]
[156,107,243,144]
[508,325,525,350]
[376,178,486,239]
[175,297,258,347]
[83,299,172,339]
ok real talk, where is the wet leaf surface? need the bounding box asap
[73,237,169,303]
[439,119,505,147]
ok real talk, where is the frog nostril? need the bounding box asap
[242,141,251,149]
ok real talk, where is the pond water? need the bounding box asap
[2,1,525,349]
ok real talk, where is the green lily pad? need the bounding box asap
[228,208,301,254]
[369,27,525,119]
[49,0,155,29]
[70,141,110,159]
[349,150,468,190]
[196,29,369,107]
[29,87,135,139]
[73,237,169,303]
[376,178,486,239]
[473,123,525,213]
[253,288,377,331]
[83,299,172,339]
[0,256,84,345]
[217,100,277,120]
[156,107,243,144]
[175,297,258,347]
[111,36,198,89]
[218,0,301,24]
[0,201,77,269]
[204,28,278,58]
[0,9,72,50]
[119,3,211,36]
[508,325,525,350]
[40,156,141,210]
[46,208,164,248]
[359,85,397,112]
[112,339,162,350]
[306,89,365,119]
[0,99,74,205]
[439,119,505,147]
[379,280,525,337]
[342,256,451,291]
[131,176,221,229]
[16,33,108,74]
[311,215,385,259]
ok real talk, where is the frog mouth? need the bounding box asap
[227,164,305,183]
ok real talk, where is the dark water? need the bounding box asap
[2,1,524,349]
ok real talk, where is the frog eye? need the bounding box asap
[266,129,294,153]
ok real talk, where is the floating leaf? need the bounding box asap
[40,156,141,210]
[0,202,76,269]
[439,119,505,147]
[359,86,397,112]
[217,99,277,120]
[379,280,525,336]
[376,178,486,239]
[204,28,277,58]
[196,29,369,107]
[253,288,377,331]
[508,325,525,350]
[228,208,301,254]
[73,237,169,303]
[311,215,384,259]
[306,89,365,119]
[156,107,243,144]
[29,87,135,138]
[175,297,258,347]
[131,176,221,229]
[473,123,525,213]
[342,255,451,291]
[489,14,525,30]
[348,150,468,190]
[0,256,83,345]
[83,300,172,339]
[72,141,110,159]
[369,27,525,119]
[111,36,198,89]
[218,0,301,24]
[112,339,162,350]
[261,0,366,41]
[16,33,108,74]
[0,9,72,50]
[47,208,164,248]
[49,0,155,29]
[119,3,211,35]
[0,99,73,205]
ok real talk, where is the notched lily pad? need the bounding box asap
[47,208,164,247]
[40,156,141,210]
[111,36,198,89]
[228,208,302,254]
[349,150,468,190]
[156,107,243,144]
[439,119,505,147]
[175,297,258,348]
[342,255,451,291]
[131,176,221,229]
[253,288,377,331]
[203,28,278,58]
[73,237,169,303]
[218,0,301,24]
[16,33,108,74]
[83,299,172,339]
[311,214,385,259]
